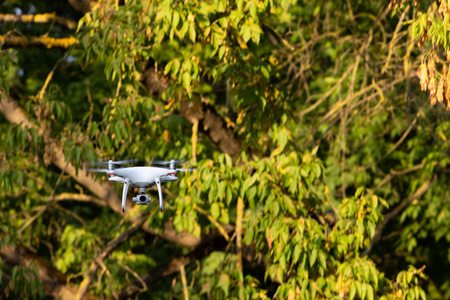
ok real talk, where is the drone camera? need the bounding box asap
[132,194,150,205]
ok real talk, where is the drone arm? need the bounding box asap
[108,176,125,183]
[155,177,163,212]
[122,178,130,213]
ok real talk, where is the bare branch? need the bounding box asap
[47,193,107,207]
[383,175,438,226]
[0,35,77,49]
[381,6,409,74]
[179,100,242,163]
[119,233,229,299]
[140,65,243,162]
[193,204,230,241]
[0,95,202,248]
[67,0,97,14]
[235,196,244,290]
[359,111,421,173]
[372,163,425,192]
[75,212,149,300]
[363,174,438,256]
[179,265,190,300]
[0,241,99,300]
[0,13,78,30]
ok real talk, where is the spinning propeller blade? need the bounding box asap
[86,169,109,173]
[88,159,138,166]
[176,168,196,172]
[152,159,188,165]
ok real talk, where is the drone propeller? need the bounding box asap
[152,159,188,165]
[88,159,138,166]
[85,168,109,173]
[176,168,196,172]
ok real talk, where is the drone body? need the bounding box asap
[87,159,191,213]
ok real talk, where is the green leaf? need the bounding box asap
[309,248,317,267]
[164,60,173,75]
[355,187,365,198]
[277,128,288,150]
[318,251,327,270]
[261,65,270,79]
[241,24,251,43]
[218,274,230,296]
[276,267,284,282]
[361,282,367,300]
[11,266,17,282]
[366,284,374,300]
[75,147,81,164]
[172,59,181,75]
[224,154,232,167]
[313,163,321,177]
[182,72,191,90]
[349,281,357,299]
[355,281,362,299]
[247,186,257,207]
[311,145,319,155]
[218,45,226,60]
[293,244,301,263]
[211,202,220,219]
[90,121,98,138]
[173,11,180,29]
[189,22,196,42]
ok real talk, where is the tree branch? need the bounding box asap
[118,232,229,299]
[235,196,244,290]
[193,204,230,241]
[0,13,78,30]
[140,65,243,162]
[45,192,108,207]
[0,95,201,247]
[67,0,97,14]
[382,174,437,226]
[0,240,99,300]
[363,174,438,256]
[179,99,242,162]
[75,212,149,300]
[0,35,77,49]
[372,163,425,192]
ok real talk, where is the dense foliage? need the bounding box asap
[1,0,449,299]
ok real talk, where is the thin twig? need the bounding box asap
[359,110,421,173]
[36,55,67,100]
[86,81,94,135]
[372,163,425,192]
[193,204,230,241]
[299,62,355,117]
[191,119,198,165]
[19,164,68,234]
[179,264,189,300]
[381,5,409,74]
[54,204,86,225]
[75,212,149,300]
[236,196,244,292]
[47,192,107,207]
[363,174,438,256]
[117,261,147,294]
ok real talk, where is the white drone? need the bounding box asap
[87,159,193,213]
